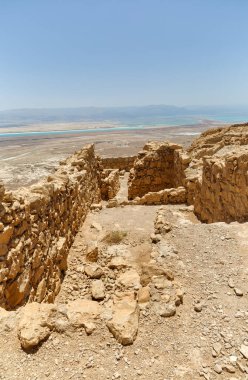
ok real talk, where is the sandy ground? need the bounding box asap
[0,121,224,189]
[0,176,248,379]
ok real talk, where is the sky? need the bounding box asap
[0,0,248,110]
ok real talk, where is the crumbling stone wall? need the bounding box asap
[194,151,248,223]
[100,169,120,200]
[131,187,186,205]
[173,150,191,188]
[128,142,184,200]
[101,156,137,172]
[0,144,101,309]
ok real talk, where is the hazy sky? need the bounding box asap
[0,0,248,110]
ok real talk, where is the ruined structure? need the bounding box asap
[126,123,248,223]
[101,156,137,172]
[128,142,185,199]
[0,123,248,357]
[0,145,120,309]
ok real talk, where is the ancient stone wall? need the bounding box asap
[128,142,184,200]
[131,187,186,205]
[173,150,191,188]
[101,156,137,172]
[194,150,248,223]
[100,169,120,200]
[0,144,101,309]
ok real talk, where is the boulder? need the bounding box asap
[107,292,139,345]
[17,303,58,350]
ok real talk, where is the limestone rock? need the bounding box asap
[137,286,150,304]
[17,303,58,350]
[107,292,139,345]
[91,280,105,300]
[108,257,127,270]
[141,263,174,286]
[67,299,102,334]
[84,264,104,279]
[157,303,176,318]
[0,307,17,332]
[117,269,141,290]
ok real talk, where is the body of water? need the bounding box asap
[0,114,247,138]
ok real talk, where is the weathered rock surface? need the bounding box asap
[107,292,139,345]
[18,303,59,349]
[100,169,120,200]
[91,279,105,300]
[128,141,184,199]
[67,299,102,334]
[0,144,102,309]
[101,156,137,172]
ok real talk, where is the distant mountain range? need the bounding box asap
[0,105,248,125]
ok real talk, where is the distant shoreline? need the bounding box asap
[0,119,230,139]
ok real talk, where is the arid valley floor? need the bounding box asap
[0,121,217,189]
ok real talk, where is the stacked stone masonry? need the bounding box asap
[100,169,120,201]
[0,144,102,309]
[1,123,248,312]
[101,156,137,172]
[128,142,185,200]
[194,150,248,223]
[126,124,248,223]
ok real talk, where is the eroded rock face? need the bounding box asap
[107,292,139,345]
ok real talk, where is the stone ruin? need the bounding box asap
[125,123,248,223]
[0,144,120,310]
[0,122,248,350]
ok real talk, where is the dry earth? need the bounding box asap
[0,175,248,380]
[0,121,221,189]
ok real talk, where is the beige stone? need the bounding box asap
[67,299,102,333]
[117,269,141,290]
[84,264,104,279]
[107,292,139,345]
[91,280,105,300]
[108,256,127,269]
[17,303,58,350]
[137,286,150,304]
